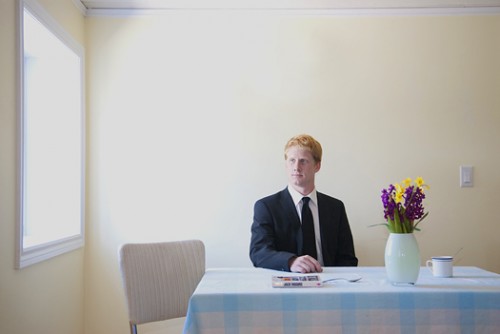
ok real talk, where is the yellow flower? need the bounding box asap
[394,192,403,203]
[415,176,430,190]
[394,183,404,203]
[415,177,425,187]
[402,178,412,188]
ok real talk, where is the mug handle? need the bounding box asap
[426,260,433,273]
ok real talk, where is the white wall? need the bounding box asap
[0,1,86,334]
[85,11,500,334]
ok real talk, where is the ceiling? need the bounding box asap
[79,0,500,12]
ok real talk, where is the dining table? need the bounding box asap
[183,266,500,334]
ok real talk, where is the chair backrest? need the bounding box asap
[119,240,205,328]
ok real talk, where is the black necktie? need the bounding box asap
[301,197,317,259]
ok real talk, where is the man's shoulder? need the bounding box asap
[317,191,344,207]
[256,188,289,204]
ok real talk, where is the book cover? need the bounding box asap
[272,274,323,288]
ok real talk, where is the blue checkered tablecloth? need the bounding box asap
[183,266,500,334]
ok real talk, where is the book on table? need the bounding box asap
[272,274,322,288]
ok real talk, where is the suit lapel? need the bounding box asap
[280,189,303,254]
[317,192,333,264]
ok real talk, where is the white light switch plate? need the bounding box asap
[460,165,473,187]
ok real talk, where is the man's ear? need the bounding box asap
[315,161,321,173]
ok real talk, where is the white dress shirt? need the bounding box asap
[287,186,324,265]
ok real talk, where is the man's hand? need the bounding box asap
[289,255,323,273]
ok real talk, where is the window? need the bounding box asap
[16,0,85,268]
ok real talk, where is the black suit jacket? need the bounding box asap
[250,188,358,271]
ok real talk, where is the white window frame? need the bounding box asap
[16,0,85,269]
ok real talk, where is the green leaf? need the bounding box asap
[393,210,402,233]
[368,223,389,229]
[403,217,412,233]
[413,212,429,230]
[387,217,395,233]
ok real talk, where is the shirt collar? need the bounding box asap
[287,185,317,206]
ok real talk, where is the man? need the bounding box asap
[250,134,358,273]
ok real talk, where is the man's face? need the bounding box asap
[285,146,321,192]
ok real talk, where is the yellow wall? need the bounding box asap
[1,2,500,334]
[86,11,500,333]
[0,0,85,334]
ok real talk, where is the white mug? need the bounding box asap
[426,256,453,277]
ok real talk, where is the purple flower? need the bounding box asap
[379,178,429,233]
[381,184,396,220]
[404,186,426,221]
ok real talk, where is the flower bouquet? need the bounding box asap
[379,177,429,234]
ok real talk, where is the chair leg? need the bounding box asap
[130,323,138,334]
